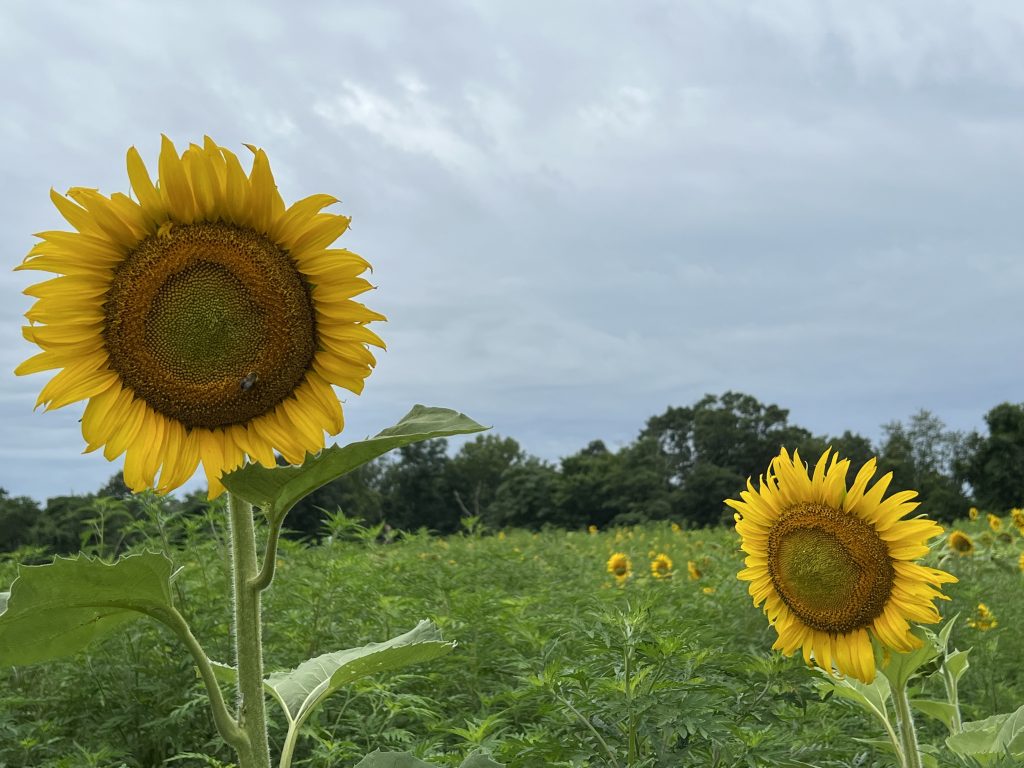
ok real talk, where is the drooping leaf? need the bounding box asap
[222,405,488,521]
[911,698,960,733]
[818,671,893,729]
[268,620,454,725]
[0,553,174,665]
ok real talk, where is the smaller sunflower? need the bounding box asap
[671,522,682,534]
[967,603,998,632]
[650,553,673,579]
[969,507,979,521]
[588,525,598,535]
[687,560,701,581]
[607,552,632,582]
[988,514,1003,532]
[947,530,974,556]
[729,447,957,683]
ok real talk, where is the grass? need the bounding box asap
[1,505,1022,767]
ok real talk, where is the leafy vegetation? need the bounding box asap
[1,501,1022,767]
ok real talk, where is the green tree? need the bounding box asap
[445,434,525,522]
[640,392,816,526]
[0,489,42,553]
[878,410,970,523]
[959,402,1024,511]
[489,457,562,529]
[379,439,457,533]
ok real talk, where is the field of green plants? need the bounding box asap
[1,501,1022,768]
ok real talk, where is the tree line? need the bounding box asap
[2,391,1022,555]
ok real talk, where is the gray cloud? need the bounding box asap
[2,0,1022,501]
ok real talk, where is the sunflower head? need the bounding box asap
[607,552,632,582]
[1011,508,1024,533]
[687,560,701,581]
[969,506,979,521]
[17,136,385,496]
[727,447,957,683]
[650,553,673,579]
[988,513,1003,532]
[947,530,974,556]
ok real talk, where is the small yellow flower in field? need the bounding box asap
[969,507,979,521]
[687,560,701,581]
[1011,508,1024,533]
[650,553,673,579]
[588,525,598,535]
[728,447,957,684]
[607,552,632,582]
[988,513,1002,532]
[947,530,974,556]
[497,531,506,541]
[702,586,716,595]
[671,522,682,534]
[967,603,998,631]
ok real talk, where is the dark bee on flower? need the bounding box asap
[240,372,259,391]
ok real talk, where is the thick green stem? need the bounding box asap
[228,492,272,768]
[892,679,922,768]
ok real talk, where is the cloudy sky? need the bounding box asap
[2,0,1022,502]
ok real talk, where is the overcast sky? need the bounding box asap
[2,0,1022,502]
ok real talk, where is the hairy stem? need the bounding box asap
[892,678,922,768]
[228,492,272,768]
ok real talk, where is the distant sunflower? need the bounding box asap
[650,553,673,579]
[17,136,385,496]
[1011,508,1024,534]
[969,506,979,521]
[988,514,1003,533]
[947,530,974,556]
[607,552,632,582]
[728,448,957,683]
[687,560,701,581]
[967,603,997,632]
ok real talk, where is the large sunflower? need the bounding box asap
[727,448,957,683]
[17,136,385,496]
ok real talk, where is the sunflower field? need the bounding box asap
[1,501,1021,768]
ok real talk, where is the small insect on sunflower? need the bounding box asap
[947,530,974,556]
[728,448,957,683]
[16,136,385,497]
[650,553,673,579]
[967,603,998,632]
[607,552,632,583]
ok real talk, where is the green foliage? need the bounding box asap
[959,402,1024,511]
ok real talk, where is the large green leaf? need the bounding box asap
[222,405,488,521]
[0,553,174,665]
[267,620,454,725]
[354,752,503,768]
[879,626,939,690]
[947,704,1024,761]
